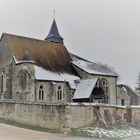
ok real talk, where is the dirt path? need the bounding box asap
[0,123,61,140]
[0,124,109,140]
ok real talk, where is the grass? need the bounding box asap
[0,118,62,134]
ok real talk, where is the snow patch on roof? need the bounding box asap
[72,57,117,77]
[117,84,138,96]
[13,55,35,64]
[34,65,80,84]
[73,78,98,99]
[13,55,79,88]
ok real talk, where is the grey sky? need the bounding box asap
[0,0,139,89]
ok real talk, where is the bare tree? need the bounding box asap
[95,61,119,79]
[135,73,140,93]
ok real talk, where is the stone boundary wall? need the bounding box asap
[0,101,139,131]
[65,104,131,129]
[0,101,66,131]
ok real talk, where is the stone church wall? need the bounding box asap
[117,87,130,106]
[35,80,72,104]
[0,63,13,99]
[12,63,35,101]
[0,36,14,99]
[0,101,139,131]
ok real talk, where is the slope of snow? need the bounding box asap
[73,78,97,99]
[34,65,79,88]
[72,57,117,77]
[13,55,35,64]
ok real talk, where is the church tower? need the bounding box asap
[45,19,64,44]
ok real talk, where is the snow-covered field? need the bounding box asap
[71,126,140,139]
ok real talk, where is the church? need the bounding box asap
[0,18,137,105]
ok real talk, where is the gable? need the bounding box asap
[0,36,13,68]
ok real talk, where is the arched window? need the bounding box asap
[39,85,44,100]
[1,70,6,93]
[101,79,109,103]
[57,86,63,101]
[101,79,109,91]
[18,70,31,91]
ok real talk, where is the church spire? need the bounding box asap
[45,18,64,44]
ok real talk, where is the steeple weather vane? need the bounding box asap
[53,9,55,19]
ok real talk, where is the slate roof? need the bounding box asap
[71,54,118,77]
[2,33,77,76]
[117,84,138,96]
[45,19,63,44]
[73,78,98,99]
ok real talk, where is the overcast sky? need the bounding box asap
[0,0,140,89]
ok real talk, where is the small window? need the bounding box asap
[102,79,109,87]
[121,99,125,106]
[39,85,44,100]
[101,79,109,94]
[1,73,7,93]
[57,86,63,101]
[121,86,127,93]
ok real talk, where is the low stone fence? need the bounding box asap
[0,101,66,131]
[0,101,139,131]
[65,103,131,129]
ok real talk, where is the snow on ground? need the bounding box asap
[72,126,140,139]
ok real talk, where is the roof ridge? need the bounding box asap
[2,33,64,46]
[3,33,43,41]
[70,53,92,63]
